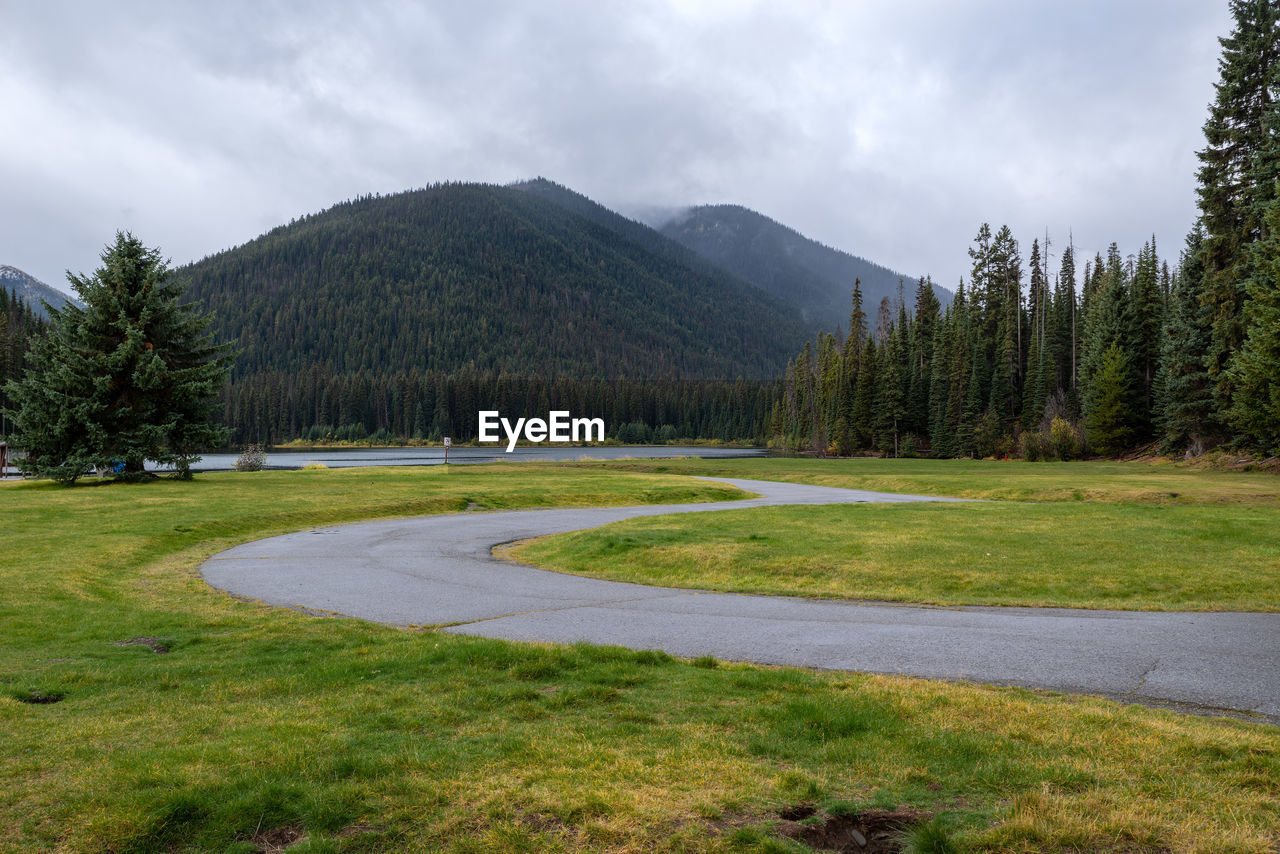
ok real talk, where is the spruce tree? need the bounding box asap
[1130,238,1165,436]
[4,233,232,483]
[1158,226,1220,455]
[1087,343,1137,457]
[851,337,878,449]
[1228,195,1280,453]
[1195,0,1280,417]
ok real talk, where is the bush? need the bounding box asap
[233,444,266,472]
[1049,416,1085,461]
[1019,429,1051,461]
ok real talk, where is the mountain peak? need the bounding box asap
[0,265,78,319]
[657,205,949,333]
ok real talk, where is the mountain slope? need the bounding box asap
[0,266,77,319]
[175,183,810,380]
[655,205,950,333]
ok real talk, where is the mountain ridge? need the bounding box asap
[175,181,812,380]
[0,266,78,320]
[654,204,950,334]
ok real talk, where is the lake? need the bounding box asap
[172,445,766,472]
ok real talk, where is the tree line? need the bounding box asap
[221,368,778,446]
[771,233,1177,459]
[774,0,1280,460]
[0,288,46,436]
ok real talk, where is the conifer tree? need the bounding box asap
[1087,343,1137,457]
[1159,226,1219,455]
[4,233,232,482]
[851,336,878,448]
[876,323,906,455]
[1130,238,1165,436]
[1195,0,1280,417]
[1228,195,1280,453]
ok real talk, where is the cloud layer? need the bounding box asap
[1,1,1230,296]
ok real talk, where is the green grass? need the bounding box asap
[567,455,1280,503]
[503,457,1280,611]
[512,501,1280,610]
[1,462,1278,852]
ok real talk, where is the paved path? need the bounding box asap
[202,478,1280,723]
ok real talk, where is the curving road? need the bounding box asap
[202,477,1280,723]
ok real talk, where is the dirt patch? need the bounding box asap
[249,824,305,852]
[14,689,64,705]
[114,636,170,654]
[777,806,928,853]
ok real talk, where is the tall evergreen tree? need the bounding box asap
[4,233,233,482]
[1228,194,1280,453]
[1087,343,1138,457]
[1159,226,1220,455]
[1130,238,1165,436]
[1195,0,1280,417]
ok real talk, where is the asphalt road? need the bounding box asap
[202,477,1280,723]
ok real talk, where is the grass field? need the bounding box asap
[2,461,1278,853]
[506,457,1280,611]
[566,456,1280,503]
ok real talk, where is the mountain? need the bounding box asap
[175,182,811,380]
[0,266,77,319]
[653,205,950,334]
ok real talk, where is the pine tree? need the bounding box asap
[1130,238,1165,436]
[1159,226,1220,455]
[4,233,233,483]
[1087,343,1137,457]
[851,337,878,448]
[1052,242,1078,400]
[1228,195,1280,453]
[1195,0,1280,417]
[875,324,906,455]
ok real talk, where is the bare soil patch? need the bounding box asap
[113,636,170,653]
[777,805,929,853]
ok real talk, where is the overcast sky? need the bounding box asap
[2,1,1231,298]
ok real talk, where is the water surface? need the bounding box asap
[177,445,765,472]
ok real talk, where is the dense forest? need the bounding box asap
[773,1,1280,460]
[771,237,1175,458]
[0,289,46,436]
[176,182,808,381]
[220,369,776,445]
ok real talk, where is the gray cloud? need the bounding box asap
[0,1,1231,296]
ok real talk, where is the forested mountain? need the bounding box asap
[176,182,809,381]
[0,289,48,435]
[0,266,77,319]
[654,205,949,333]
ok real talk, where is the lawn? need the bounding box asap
[506,457,1280,611]
[511,501,1280,611]
[1,462,1277,853]
[568,455,1280,503]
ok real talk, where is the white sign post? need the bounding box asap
[443,436,451,464]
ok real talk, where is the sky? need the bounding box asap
[2,1,1233,298]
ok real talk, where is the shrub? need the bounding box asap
[233,444,266,472]
[1049,416,1085,461]
[1019,429,1051,461]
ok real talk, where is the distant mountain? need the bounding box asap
[175,182,811,380]
[0,266,77,319]
[654,205,950,335]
